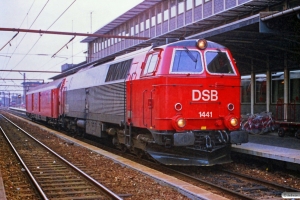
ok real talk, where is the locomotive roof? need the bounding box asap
[27,78,64,94]
[114,46,152,60]
[165,39,225,49]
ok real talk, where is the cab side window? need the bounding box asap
[143,53,159,75]
[206,51,235,74]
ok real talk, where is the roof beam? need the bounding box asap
[0,69,60,73]
[0,79,44,81]
[0,27,149,40]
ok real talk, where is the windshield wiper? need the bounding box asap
[184,47,197,63]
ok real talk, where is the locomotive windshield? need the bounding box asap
[171,49,203,73]
[206,51,235,74]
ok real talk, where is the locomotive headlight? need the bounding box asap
[224,115,239,130]
[172,115,187,130]
[230,118,238,127]
[197,39,207,50]
[177,118,186,128]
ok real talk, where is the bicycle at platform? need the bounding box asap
[241,112,275,135]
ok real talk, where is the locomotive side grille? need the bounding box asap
[65,82,126,124]
[105,59,132,82]
[88,82,126,116]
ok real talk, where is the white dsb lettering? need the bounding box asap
[192,90,218,101]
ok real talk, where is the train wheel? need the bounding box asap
[295,129,300,140]
[120,144,127,153]
[135,149,144,159]
[278,127,285,137]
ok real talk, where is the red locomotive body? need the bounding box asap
[125,40,247,165]
[26,39,248,166]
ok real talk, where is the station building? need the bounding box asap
[59,0,300,122]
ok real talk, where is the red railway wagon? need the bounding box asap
[26,78,64,123]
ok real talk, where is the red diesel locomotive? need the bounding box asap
[26,39,248,166]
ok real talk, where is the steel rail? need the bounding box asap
[167,167,255,200]
[4,108,259,199]
[221,169,300,192]
[0,125,48,199]
[167,166,300,200]
[5,108,251,199]
[1,114,122,200]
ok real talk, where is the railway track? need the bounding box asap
[166,166,300,200]
[0,114,122,200]
[62,124,300,200]
[5,109,300,199]
[108,147,300,200]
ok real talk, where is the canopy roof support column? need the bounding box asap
[251,61,255,114]
[266,69,271,112]
[284,64,289,121]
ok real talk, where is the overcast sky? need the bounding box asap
[0,0,142,94]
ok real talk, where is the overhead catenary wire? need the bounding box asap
[11,0,49,55]
[9,0,78,83]
[1,0,79,88]
[31,49,85,80]
[2,0,50,91]
[19,0,76,83]
[2,1,145,91]
[52,36,76,58]
[0,0,36,78]
[9,0,51,71]
[47,0,76,30]
[18,0,36,29]
[2,0,78,90]
[18,0,78,61]
[3,0,50,78]
[0,32,19,52]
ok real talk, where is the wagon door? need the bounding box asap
[31,93,34,111]
[38,92,41,113]
[58,78,66,116]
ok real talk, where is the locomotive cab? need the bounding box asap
[128,39,248,165]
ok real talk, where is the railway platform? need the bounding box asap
[232,132,300,168]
